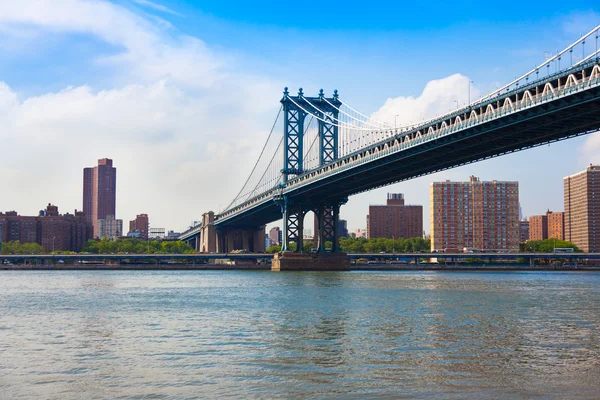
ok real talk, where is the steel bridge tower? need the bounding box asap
[277,88,348,255]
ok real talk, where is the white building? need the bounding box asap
[149,228,166,239]
[98,215,123,240]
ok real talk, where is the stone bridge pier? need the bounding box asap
[216,227,266,253]
[272,197,350,271]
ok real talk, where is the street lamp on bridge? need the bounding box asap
[468,80,474,105]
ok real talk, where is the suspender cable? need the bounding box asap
[286,97,375,131]
[338,98,393,128]
[224,105,282,210]
[320,96,390,130]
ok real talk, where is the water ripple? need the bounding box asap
[0,270,599,398]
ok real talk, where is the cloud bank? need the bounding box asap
[0,0,281,230]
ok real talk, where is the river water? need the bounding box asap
[0,270,599,399]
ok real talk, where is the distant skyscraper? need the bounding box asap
[564,165,600,252]
[430,176,519,251]
[519,219,530,243]
[366,193,423,239]
[269,227,281,245]
[83,158,117,238]
[337,219,349,238]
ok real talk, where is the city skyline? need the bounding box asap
[0,1,599,233]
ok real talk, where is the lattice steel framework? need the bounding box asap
[281,88,306,182]
[276,195,305,252]
[314,198,347,252]
[281,88,343,181]
[317,89,340,166]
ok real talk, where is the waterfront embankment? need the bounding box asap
[2,263,599,271]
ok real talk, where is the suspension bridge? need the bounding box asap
[180,25,600,270]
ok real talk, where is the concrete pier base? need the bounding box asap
[272,251,351,271]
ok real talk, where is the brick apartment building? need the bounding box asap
[129,213,149,239]
[529,214,548,241]
[529,210,565,241]
[366,193,423,239]
[430,176,519,252]
[0,204,93,252]
[564,165,600,252]
[83,158,117,238]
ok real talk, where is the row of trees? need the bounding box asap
[0,241,46,255]
[267,237,581,254]
[266,237,431,254]
[1,237,582,255]
[82,238,195,254]
[1,238,196,255]
[520,239,580,252]
[340,237,430,253]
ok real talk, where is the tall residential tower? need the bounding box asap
[83,158,117,238]
[430,176,519,251]
[564,165,600,252]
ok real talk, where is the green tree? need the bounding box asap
[81,238,195,254]
[0,241,45,255]
[520,239,580,253]
[266,245,281,253]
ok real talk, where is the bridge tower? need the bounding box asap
[274,88,349,270]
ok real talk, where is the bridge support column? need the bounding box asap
[216,230,225,253]
[200,212,216,253]
[273,197,349,271]
[314,198,347,253]
[216,226,265,253]
[278,197,305,252]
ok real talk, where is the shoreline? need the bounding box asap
[2,264,600,271]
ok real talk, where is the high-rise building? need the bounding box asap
[564,165,600,252]
[269,227,281,245]
[129,214,149,239]
[83,158,117,238]
[548,211,564,240]
[366,193,423,239]
[337,219,349,238]
[430,176,519,252]
[519,219,530,243]
[529,214,548,241]
[529,210,565,240]
[528,210,565,241]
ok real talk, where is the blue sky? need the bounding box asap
[0,0,599,232]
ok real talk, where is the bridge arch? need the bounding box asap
[591,65,600,80]
[542,82,555,97]
[565,74,579,89]
[469,110,478,121]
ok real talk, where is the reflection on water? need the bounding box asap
[0,270,599,398]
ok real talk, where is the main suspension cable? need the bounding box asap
[224,105,282,211]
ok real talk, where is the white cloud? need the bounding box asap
[131,0,182,17]
[371,74,479,128]
[0,0,283,231]
[581,132,600,164]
